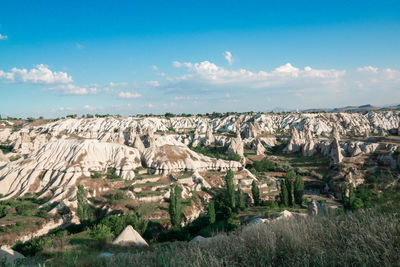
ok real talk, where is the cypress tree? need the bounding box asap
[77,185,91,223]
[285,171,295,207]
[280,179,289,207]
[237,187,246,211]
[225,169,236,209]
[251,180,260,206]
[294,175,304,205]
[208,199,216,224]
[169,185,182,228]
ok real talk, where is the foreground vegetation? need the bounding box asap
[16,206,399,267]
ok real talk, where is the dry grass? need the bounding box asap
[40,207,400,267]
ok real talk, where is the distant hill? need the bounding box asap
[303,104,400,113]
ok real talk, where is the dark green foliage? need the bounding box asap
[251,180,260,206]
[224,169,235,210]
[0,205,10,218]
[15,203,36,215]
[169,185,182,228]
[237,188,246,211]
[99,214,148,236]
[294,175,304,205]
[252,158,276,172]
[280,179,289,206]
[189,146,241,162]
[285,171,296,207]
[89,224,113,248]
[0,145,12,154]
[77,185,91,223]
[208,200,216,224]
[90,172,102,179]
[36,209,49,219]
[106,167,120,180]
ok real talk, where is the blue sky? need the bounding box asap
[1,0,400,118]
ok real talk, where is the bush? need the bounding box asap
[89,224,114,248]
[99,214,148,236]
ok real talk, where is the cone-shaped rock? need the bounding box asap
[112,225,148,246]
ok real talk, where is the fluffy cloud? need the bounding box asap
[0,64,72,84]
[171,61,345,89]
[0,34,7,40]
[48,84,97,95]
[223,51,233,65]
[146,80,160,87]
[119,91,141,99]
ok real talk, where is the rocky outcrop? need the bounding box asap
[254,139,266,155]
[228,130,244,158]
[284,126,316,156]
[142,144,242,174]
[204,126,215,146]
[112,225,148,246]
[330,137,343,165]
[0,139,141,201]
[307,200,328,216]
[0,150,9,163]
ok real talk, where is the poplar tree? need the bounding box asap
[208,199,216,224]
[237,187,246,211]
[225,169,236,209]
[280,179,289,207]
[294,175,304,205]
[251,180,260,206]
[169,185,182,228]
[77,185,91,223]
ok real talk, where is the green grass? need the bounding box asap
[19,206,400,267]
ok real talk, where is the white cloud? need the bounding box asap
[119,91,141,99]
[169,61,345,89]
[0,34,7,40]
[146,103,154,108]
[0,64,72,84]
[48,84,97,95]
[76,43,84,49]
[146,80,160,87]
[109,81,128,87]
[357,66,378,73]
[223,51,233,65]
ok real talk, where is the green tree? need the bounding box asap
[285,171,296,207]
[251,180,260,206]
[280,179,289,207]
[237,187,246,211]
[208,199,216,224]
[294,175,304,205]
[169,185,182,228]
[224,169,236,209]
[77,185,91,223]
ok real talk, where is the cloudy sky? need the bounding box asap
[1,0,400,118]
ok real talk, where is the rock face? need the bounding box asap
[142,143,242,174]
[204,126,215,146]
[284,126,316,156]
[0,150,9,163]
[228,130,244,158]
[112,225,148,246]
[0,139,142,201]
[254,139,266,155]
[308,200,328,216]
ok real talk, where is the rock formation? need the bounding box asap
[254,139,266,155]
[204,126,215,146]
[112,225,148,246]
[227,130,244,158]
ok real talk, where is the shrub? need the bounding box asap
[89,224,113,248]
